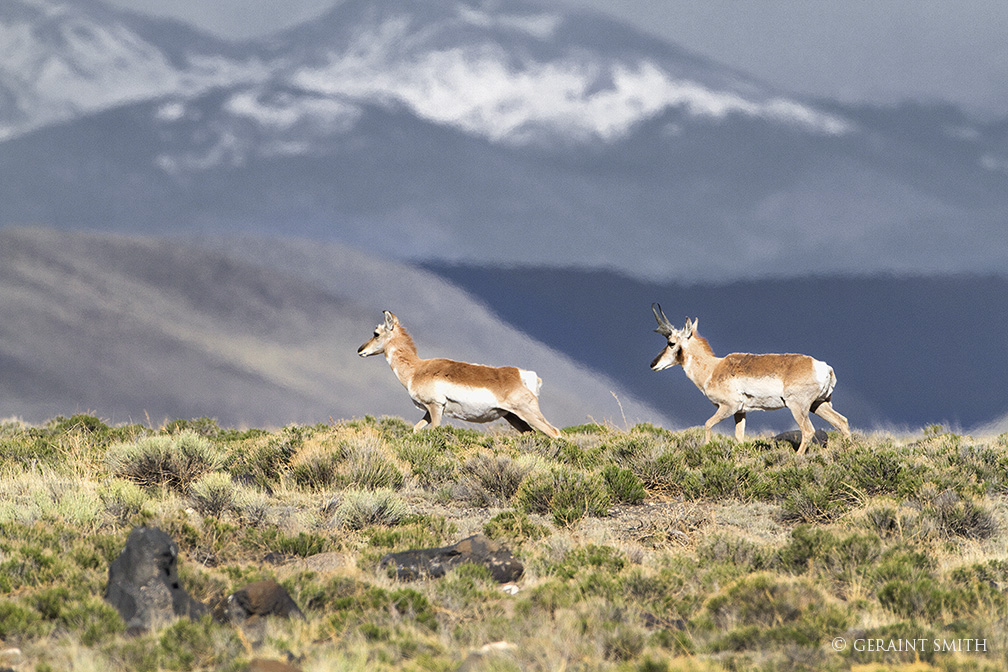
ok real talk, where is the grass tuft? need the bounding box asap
[106,431,224,492]
[331,488,409,530]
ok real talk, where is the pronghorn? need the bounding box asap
[357,311,562,438]
[649,304,851,454]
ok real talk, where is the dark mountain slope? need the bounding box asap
[426,264,1008,432]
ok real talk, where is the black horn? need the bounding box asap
[652,303,674,337]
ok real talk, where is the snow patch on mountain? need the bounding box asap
[294,49,851,143]
[0,0,268,138]
[286,10,851,144]
[454,5,561,39]
[224,89,361,134]
[154,86,363,173]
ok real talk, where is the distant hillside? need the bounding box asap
[426,263,1008,433]
[0,228,668,428]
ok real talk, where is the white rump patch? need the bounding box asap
[519,369,541,396]
[812,359,835,398]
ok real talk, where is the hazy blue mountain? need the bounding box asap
[2,0,1006,282]
[425,263,1008,434]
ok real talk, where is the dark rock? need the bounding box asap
[225,580,305,623]
[380,534,523,583]
[772,430,829,451]
[104,526,205,633]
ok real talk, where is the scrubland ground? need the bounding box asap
[2,414,1008,671]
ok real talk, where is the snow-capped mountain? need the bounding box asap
[271,0,851,143]
[2,0,850,144]
[0,0,271,138]
[1,0,1006,282]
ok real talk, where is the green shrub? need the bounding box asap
[0,599,40,639]
[517,468,610,527]
[455,453,529,506]
[483,510,548,543]
[99,479,149,523]
[289,444,342,488]
[396,440,458,488]
[698,534,769,572]
[780,477,856,524]
[910,487,997,540]
[704,573,849,650]
[189,471,236,517]
[332,488,409,530]
[107,431,224,491]
[643,451,702,497]
[602,465,647,504]
[157,616,242,670]
[878,576,958,620]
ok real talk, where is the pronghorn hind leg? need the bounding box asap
[703,405,735,443]
[503,412,533,434]
[733,412,746,441]
[787,404,815,455]
[518,409,561,439]
[506,394,561,439]
[811,400,852,439]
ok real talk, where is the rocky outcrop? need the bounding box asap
[380,534,523,583]
[223,580,305,623]
[772,429,829,451]
[104,526,206,633]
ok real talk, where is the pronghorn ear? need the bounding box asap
[383,311,397,330]
[691,318,699,334]
[683,318,693,337]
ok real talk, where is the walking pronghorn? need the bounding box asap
[649,304,851,454]
[357,311,562,438]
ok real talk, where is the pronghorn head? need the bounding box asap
[650,303,696,371]
[358,310,400,357]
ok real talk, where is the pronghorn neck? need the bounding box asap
[384,328,421,387]
[681,335,720,390]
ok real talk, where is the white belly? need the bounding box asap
[735,377,787,411]
[421,382,506,423]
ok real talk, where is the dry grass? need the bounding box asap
[1,415,1007,671]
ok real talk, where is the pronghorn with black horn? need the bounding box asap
[649,304,851,454]
[358,310,562,438]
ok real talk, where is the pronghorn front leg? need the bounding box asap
[703,404,736,443]
[413,404,444,432]
[413,410,432,432]
[733,412,746,441]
